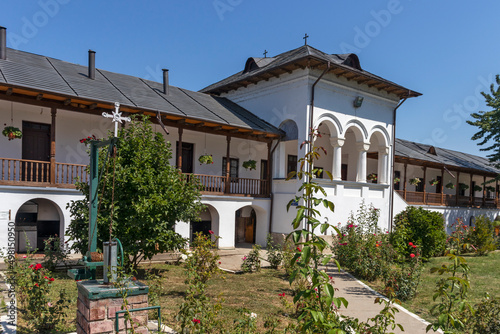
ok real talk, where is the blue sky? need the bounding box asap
[1,1,499,157]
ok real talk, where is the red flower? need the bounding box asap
[412,245,417,249]
[410,254,415,258]
[348,224,353,228]
[278,292,285,297]
[192,318,201,324]
[208,230,214,235]
[34,263,42,270]
[49,278,55,282]
[34,283,39,287]
[408,242,413,246]
[296,247,301,252]
[44,276,48,280]
[375,244,380,247]
[29,264,34,268]
[218,261,221,265]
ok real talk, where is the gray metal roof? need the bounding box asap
[395,138,500,175]
[0,48,281,135]
[201,45,421,98]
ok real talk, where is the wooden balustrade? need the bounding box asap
[0,158,87,188]
[397,188,500,209]
[185,174,269,197]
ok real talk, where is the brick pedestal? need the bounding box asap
[76,280,149,334]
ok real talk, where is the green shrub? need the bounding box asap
[265,234,283,269]
[383,248,422,301]
[466,296,500,333]
[42,235,69,272]
[391,206,446,259]
[446,218,474,254]
[241,244,261,273]
[469,215,497,255]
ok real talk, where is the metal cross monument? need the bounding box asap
[102,102,131,137]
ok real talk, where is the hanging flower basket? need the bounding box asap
[445,182,455,190]
[242,160,257,170]
[393,177,400,184]
[2,126,22,140]
[198,155,213,165]
[486,186,495,192]
[429,179,439,186]
[367,173,377,181]
[409,177,421,186]
[473,185,483,192]
[79,135,97,145]
[459,183,469,191]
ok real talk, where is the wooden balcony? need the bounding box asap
[396,190,500,209]
[185,174,270,197]
[0,158,88,188]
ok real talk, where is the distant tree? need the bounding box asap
[66,116,204,269]
[467,75,500,166]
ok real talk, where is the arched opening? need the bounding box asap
[313,122,333,178]
[235,206,257,245]
[341,125,366,182]
[277,120,299,179]
[190,205,219,242]
[15,198,61,253]
[367,131,389,184]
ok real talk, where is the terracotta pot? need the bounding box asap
[7,132,15,140]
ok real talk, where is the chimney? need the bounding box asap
[0,26,6,60]
[88,50,95,79]
[162,69,169,95]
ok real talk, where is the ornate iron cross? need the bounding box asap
[102,102,131,137]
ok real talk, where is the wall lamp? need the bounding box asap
[353,96,364,108]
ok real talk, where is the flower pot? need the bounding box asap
[7,132,15,140]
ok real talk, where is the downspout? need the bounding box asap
[389,90,410,231]
[306,62,331,233]
[268,137,282,235]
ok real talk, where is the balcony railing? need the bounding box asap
[0,158,270,197]
[185,174,270,197]
[0,158,88,188]
[396,190,500,209]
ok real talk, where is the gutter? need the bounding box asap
[304,62,331,233]
[389,91,410,231]
[268,137,282,235]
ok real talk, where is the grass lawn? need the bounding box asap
[13,263,295,333]
[366,250,500,324]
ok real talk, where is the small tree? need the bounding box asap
[467,74,500,166]
[67,116,204,269]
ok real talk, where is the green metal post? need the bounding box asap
[88,141,99,257]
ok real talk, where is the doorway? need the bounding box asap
[22,121,51,182]
[235,208,256,244]
[176,142,194,174]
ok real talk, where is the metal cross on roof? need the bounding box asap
[102,102,131,137]
[263,50,268,58]
[303,33,309,45]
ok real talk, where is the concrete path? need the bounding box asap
[326,266,441,333]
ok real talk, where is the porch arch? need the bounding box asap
[14,198,63,253]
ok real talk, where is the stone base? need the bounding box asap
[76,280,149,334]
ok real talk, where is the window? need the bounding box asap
[435,176,442,194]
[314,166,324,178]
[416,179,424,192]
[287,155,297,177]
[341,164,348,181]
[394,171,401,190]
[222,157,239,179]
[260,160,268,180]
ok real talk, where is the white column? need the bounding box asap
[274,142,287,178]
[356,142,370,183]
[378,147,389,184]
[330,137,345,180]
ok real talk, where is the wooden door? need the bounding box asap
[176,142,194,174]
[22,121,50,182]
